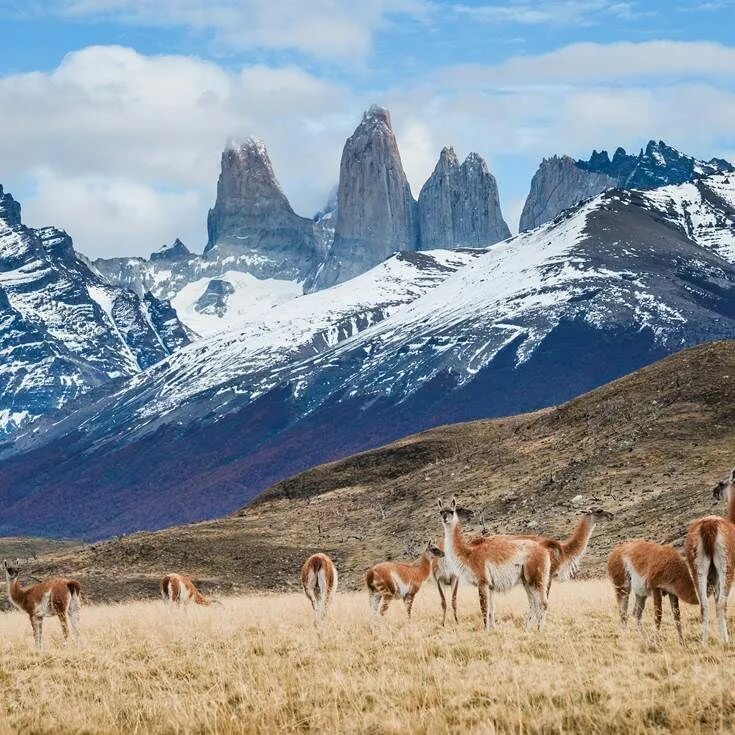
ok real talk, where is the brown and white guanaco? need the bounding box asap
[366,540,444,621]
[607,540,698,642]
[3,559,81,650]
[685,467,735,642]
[161,573,219,607]
[438,497,551,631]
[301,553,338,625]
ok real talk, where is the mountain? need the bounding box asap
[418,147,511,249]
[16,339,735,600]
[0,186,191,436]
[205,137,323,281]
[1,174,735,538]
[312,106,420,289]
[520,140,734,231]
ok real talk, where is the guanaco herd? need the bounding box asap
[4,468,735,650]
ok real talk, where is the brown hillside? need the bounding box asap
[10,340,735,607]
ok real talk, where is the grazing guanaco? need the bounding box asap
[685,467,735,642]
[366,540,444,621]
[161,573,219,607]
[518,508,614,590]
[3,560,81,650]
[439,498,551,631]
[301,553,338,625]
[607,540,698,642]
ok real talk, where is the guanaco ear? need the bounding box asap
[730,467,735,482]
[437,498,444,510]
[451,497,457,511]
[2,559,8,570]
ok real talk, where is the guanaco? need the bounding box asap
[161,573,218,607]
[685,467,735,642]
[3,560,81,650]
[366,540,444,621]
[439,498,551,631]
[608,540,698,642]
[512,508,614,592]
[301,553,338,625]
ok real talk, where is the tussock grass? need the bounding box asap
[1,579,735,733]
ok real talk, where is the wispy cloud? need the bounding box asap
[451,1,640,26]
[20,0,430,63]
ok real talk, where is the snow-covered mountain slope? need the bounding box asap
[94,244,311,338]
[2,175,735,539]
[0,186,191,436]
[10,248,483,446]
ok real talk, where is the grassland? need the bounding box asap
[1,580,735,734]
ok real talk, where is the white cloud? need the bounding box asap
[37,0,430,63]
[23,170,204,259]
[436,41,735,86]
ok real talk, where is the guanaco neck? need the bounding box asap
[673,572,699,606]
[444,516,470,564]
[561,515,595,562]
[726,482,735,524]
[5,575,26,609]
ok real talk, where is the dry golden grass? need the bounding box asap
[2,579,735,734]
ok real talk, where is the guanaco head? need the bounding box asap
[712,468,735,504]
[438,497,473,528]
[586,507,614,522]
[3,560,19,580]
[424,540,445,559]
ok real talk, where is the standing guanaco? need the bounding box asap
[439,498,551,631]
[366,540,444,621]
[3,560,81,650]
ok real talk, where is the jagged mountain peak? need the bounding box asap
[150,238,191,262]
[0,185,21,227]
[362,104,392,128]
[418,147,510,250]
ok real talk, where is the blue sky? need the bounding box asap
[1,0,734,257]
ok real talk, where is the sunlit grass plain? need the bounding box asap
[1,579,735,734]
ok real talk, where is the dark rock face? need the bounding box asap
[150,238,191,263]
[520,141,735,231]
[195,279,235,317]
[312,106,419,289]
[205,138,320,282]
[0,186,21,227]
[418,147,511,249]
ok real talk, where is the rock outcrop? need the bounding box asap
[519,156,616,232]
[195,278,235,317]
[205,138,320,282]
[418,147,510,250]
[312,106,419,289]
[520,140,735,231]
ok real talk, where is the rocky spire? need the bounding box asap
[0,185,21,228]
[150,238,191,262]
[205,137,320,282]
[311,105,419,290]
[418,147,510,250]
